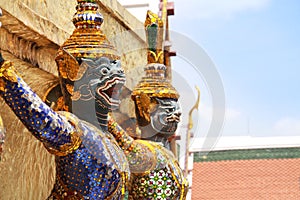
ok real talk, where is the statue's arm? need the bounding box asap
[107,116,136,152]
[0,60,81,155]
[108,116,157,172]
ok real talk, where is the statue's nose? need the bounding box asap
[174,110,182,118]
[111,68,124,76]
[110,61,125,76]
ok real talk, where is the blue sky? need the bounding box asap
[167,0,300,137]
[119,0,300,138]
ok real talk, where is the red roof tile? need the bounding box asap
[192,158,300,200]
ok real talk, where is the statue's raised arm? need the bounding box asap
[0,60,80,153]
[0,6,78,153]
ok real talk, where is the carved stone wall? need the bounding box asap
[0,0,146,199]
[0,52,57,200]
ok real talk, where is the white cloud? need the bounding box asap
[222,108,249,136]
[225,107,241,121]
[198,103,213,122]
[175,0,271,19]
[192,105,242,137]
[196,105,241,127]
[273,118,300,135]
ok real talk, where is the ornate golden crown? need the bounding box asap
[55,0,120,82]
[131,10,179,123]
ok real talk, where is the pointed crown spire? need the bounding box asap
[145,10,164,64]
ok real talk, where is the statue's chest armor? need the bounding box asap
[53,147,122,199]
[129,147,188,200]
[51,120,129,199]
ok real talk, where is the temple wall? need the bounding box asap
[0,0,147,199]
[0,51,58,200]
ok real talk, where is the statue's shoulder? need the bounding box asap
[57,111,127,172]
[143,141,180,169]
[57,111,104,137]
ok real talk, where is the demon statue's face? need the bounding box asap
[150,98,181,137]
[74,57,125,112]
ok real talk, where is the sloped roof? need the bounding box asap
[194,147,300,162]
[192,152,300,199]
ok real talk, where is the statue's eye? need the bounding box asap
[101,68,109,75]
[166,107,175,113]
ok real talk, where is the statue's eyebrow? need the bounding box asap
[159,101,173,106]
